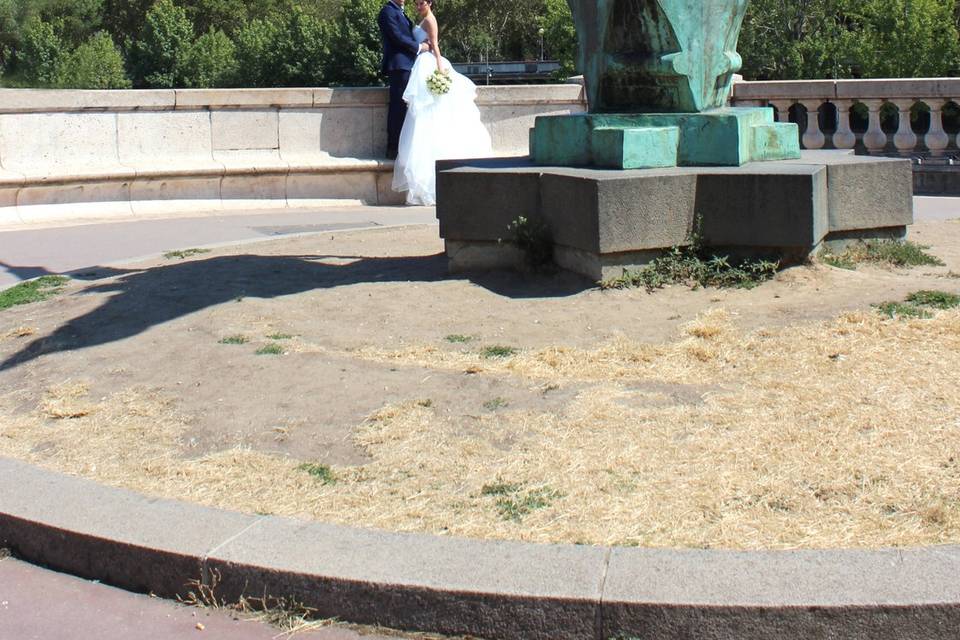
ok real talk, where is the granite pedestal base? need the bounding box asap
[436,151,913,282]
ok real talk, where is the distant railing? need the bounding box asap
[731,78,960,162]
[452,60,562,85]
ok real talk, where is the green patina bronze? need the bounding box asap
[532,0,800,169]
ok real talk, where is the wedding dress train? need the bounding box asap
[392,26,492,206]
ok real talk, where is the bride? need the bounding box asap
[392,0,492,206]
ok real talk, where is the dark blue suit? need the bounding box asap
[378,1,420,158]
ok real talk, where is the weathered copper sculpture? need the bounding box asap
[532,0,800,168]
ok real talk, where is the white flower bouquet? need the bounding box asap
[426,69,452,96]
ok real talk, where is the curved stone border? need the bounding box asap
[1,457,958,639]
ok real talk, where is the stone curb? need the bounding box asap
[2,457,959,639]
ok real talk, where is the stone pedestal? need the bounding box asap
[436,151,913,281]
[531,107,800,169]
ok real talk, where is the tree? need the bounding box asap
[233,18,281,87]
[129,0,194,88]
[16,16,62,85]
[539,0,576,75]
[54,31,131,88]
[327,0,382,86]
[180,28,237,87]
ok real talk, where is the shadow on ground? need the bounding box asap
[0,253,592,371]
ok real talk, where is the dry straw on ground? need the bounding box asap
[2,308,960,550]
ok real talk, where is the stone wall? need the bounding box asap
[0,85,586,225]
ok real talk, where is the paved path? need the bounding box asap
[0,556,401,640]
[0,206,437,289]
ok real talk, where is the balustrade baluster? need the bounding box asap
[800,100,826,149]
[832,99,856,149]
[925,100,950,156]
[862,100,888,155]
[769,100,793,124]
[891,99,918,156]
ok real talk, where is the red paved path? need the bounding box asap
[0,557,398,640]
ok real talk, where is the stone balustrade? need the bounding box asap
[0,85,586,226]
[731,78,960,157]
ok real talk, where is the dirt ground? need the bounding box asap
[0,219,959,550]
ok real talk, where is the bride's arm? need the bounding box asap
[426,17,444,72]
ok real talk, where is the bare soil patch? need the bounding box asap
[1,220,959,550]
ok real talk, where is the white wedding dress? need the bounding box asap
[392,25,492,206]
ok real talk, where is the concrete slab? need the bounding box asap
[0,458,259,597]
[206,516,607,640]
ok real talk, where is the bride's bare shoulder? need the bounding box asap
[423,14,439,33]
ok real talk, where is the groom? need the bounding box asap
[378,0,430,159]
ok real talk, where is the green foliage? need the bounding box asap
[256,343,285,355]
[180,28,237,88]
[54,31,130,89]
[445,334,474,343]
[874,301,934,319]
[481,483,561,522]
[130,0,194,88]
[739,0,960,80]
[297,462,336,485]
[539,0,576,77]
[163,248,211,260]
[218,335,249,345]
[482,397,509,411]
[0,276,68,310]
[480,345,518,359]
[874,289,960,319]
[602,247,780,292]
[232,18,281,87]
[820,240,944,269]
[16,16,62,85]
[327,0,382,86]
[507,216,553,268]
[905,290,960,309]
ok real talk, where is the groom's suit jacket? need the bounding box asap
[378,1,420,74]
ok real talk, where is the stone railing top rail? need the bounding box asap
[0,85,586,114]
[733,77,960,101]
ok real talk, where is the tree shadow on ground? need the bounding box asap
[0,252,592,372]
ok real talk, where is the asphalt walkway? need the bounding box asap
[0,206,437,290]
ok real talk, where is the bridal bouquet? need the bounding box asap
[426,69,452,96]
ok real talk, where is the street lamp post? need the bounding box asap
[538,27,545,61]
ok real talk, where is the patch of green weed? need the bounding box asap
[256,343,285,356]
[480,481,523,496]
[480,345,518,359]
[445,334,474,344]
[266,333,295,340]
[873,302,933,319]
[507,216,553,268]
[905,290,960,310]
[602,247,779,292]
[495,487,562,522]
[0,276,69,310]
[483,397,509,411]
[297,463,336,485]
[822,240,944,270]
[163,248,211,260]
[219,335,249,345]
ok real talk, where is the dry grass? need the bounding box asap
[3,326,36,339]
[180,571,478,639]
[2,308,960,550]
